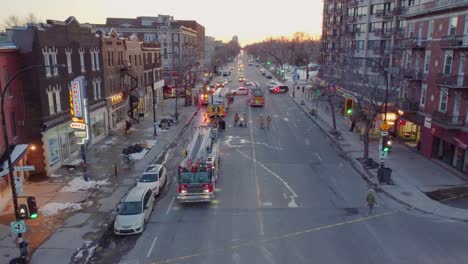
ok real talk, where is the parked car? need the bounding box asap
[231,87,248,95]
[267,81,281,88]
[114,186,155,235]
[269,85,289,94]
[265,74,273,79]
[137,164,167,196]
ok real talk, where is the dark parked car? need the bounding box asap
[269,85,289,94]
[265,74,273,79]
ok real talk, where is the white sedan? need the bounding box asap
[267,81,281,88]
[136,164,167,196]
[231,87,248,95]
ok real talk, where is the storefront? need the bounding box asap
[0,144,30,214]
[396,119,421,149]
[90,107,108,144]
[430,126,468,173]
[109,92,127,130]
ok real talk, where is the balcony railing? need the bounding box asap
[373,29,383,36]
[437,73,468,88]
[403,37,426,49]
[383,10,394,19]
[432,111,466,128]
[348,0,358,8]
[393,6,408,15]
[440,35,468,49]
[347,16,357,23]
[402,69,423,80]
[396,98,419,113]
[375,10,384,17]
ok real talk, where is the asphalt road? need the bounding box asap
[111,54,468,264]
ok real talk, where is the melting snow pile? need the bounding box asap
[129,149,150,160]
[60,177,110,192]
[39,202,83,216]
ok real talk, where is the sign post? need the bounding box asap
[11,220,26,234]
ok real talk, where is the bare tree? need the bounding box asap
[3,15,22,28]
[24,13,38,25]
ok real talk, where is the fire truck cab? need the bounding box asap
[178,126,219,202]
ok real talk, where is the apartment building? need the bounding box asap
[321,0,414,87]
[396,0,468,175]
[6,17,107,176]
[92,15,198,86]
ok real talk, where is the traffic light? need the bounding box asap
[344,98,354,115]
[382,135,392,152]
[27,196,38,219]
[267,61,271,65]
[17,204,28,220]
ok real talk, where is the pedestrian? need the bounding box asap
[125,119,132,135]
[266,115,271,129]
[366,188,377,215]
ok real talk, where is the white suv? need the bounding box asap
[114,186,154,235]
[137,164,167,196]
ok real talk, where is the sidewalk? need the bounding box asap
[287,86,468,222]
[0,98,199,264]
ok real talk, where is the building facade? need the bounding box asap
[93,15,199,86]
[398,0,468,175]
[0,45,31,212]
[7,17,108,176]
[204,36,216,71]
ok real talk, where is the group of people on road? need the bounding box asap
[233,113,271,129]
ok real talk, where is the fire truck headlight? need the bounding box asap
[203,189,210,193]
[181,190,187,194]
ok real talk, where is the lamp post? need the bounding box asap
[1,64,65,261]
[151,53,162,136]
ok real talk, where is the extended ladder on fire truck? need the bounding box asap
[178,126,219,203]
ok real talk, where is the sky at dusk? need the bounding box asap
[1,0,323,46]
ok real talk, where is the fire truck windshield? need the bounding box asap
[179,171,211,184]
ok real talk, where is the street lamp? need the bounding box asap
[151,53,162,136]
[1,64,65,260]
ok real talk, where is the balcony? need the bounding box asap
[403,38,426,49]
[440,35,468,49]
[335,8,343,15]
[373,48,386,55]
[373,29,383,36]
[432,111,466,128]
[375,10,384,17]
[396,98,419,113]
[393,6,407,15]
[402,69,423,81]
[437,74,468,88]
[383,10,394,19]
[347,16,357,23]
[348,0,358,8]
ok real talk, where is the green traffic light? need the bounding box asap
[383,147,389,152]
[346,109,353,114]
[30,213,38,219]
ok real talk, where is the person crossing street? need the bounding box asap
[266,115,271,129]
[366,188,377,215]
[259,114,264,129]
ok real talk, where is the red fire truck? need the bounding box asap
[177,126,219,202]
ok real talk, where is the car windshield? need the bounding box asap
[119,201,142,215]
[139,173,157,183]
[179,171,211,184]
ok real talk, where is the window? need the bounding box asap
[368,40,381,49]
[357,6,367,16]
[42,47,51,77]
[369,22,382,32]
[428,20,434,40]
[111,51,114,66]
[439,88,448,113]
[93,80,97,100]
[65,49,72,73]
[336,2,342,11]
[54,86,61,112]
[408,23,414,38]
[10,112,16,137]
[52,48,58,76]
[4,69,10,96]
[443,50,453,75]
[95,49,100,70]
[97,78,102,98]
[79,49,85,73]
[129,55,132,65]
[420,84,427,107]
[348,7,356,17]
[47,90,55,114]
[449,16,458,36]
[405,51,412,69]
[139,55,142,66]
[91,51,95,71]
[108,51,111,67]
[423,50,431,74]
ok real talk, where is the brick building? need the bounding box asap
[7,17,108,176]
[397,0,468,175]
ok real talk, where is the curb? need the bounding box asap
[78,105,201,264]
[288,94,468,222]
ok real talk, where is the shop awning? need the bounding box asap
[0,144,29,178]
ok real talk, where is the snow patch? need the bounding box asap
[104,137,118,145]
[50,173,62,178]
[282,118,289,122]
[146,140,157,148]
[129,149,150,160]
[39,202,82,216]
[60,177,110,192]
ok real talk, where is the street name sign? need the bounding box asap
[11,220,26,234]
[14,166,35,172]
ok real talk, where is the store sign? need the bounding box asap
[74,131,88,138]
[424,117,432,128]
[454,137,468,150]
[70,78,85,121]
[70,122,87,130]
[111,93,123,104]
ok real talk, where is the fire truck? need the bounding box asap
[248,87,265,107]
[177,126,219,202]
[207,87,229,117]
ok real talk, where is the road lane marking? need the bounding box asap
[151,210,399,264]
[283,192,287,199]
[147,236,158,258]
[262,202,272,207]
[237,150,299,208]
[305,138,310,145]
[248,105,265,236]
[315,152,322,162]
[165,196,176,215]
